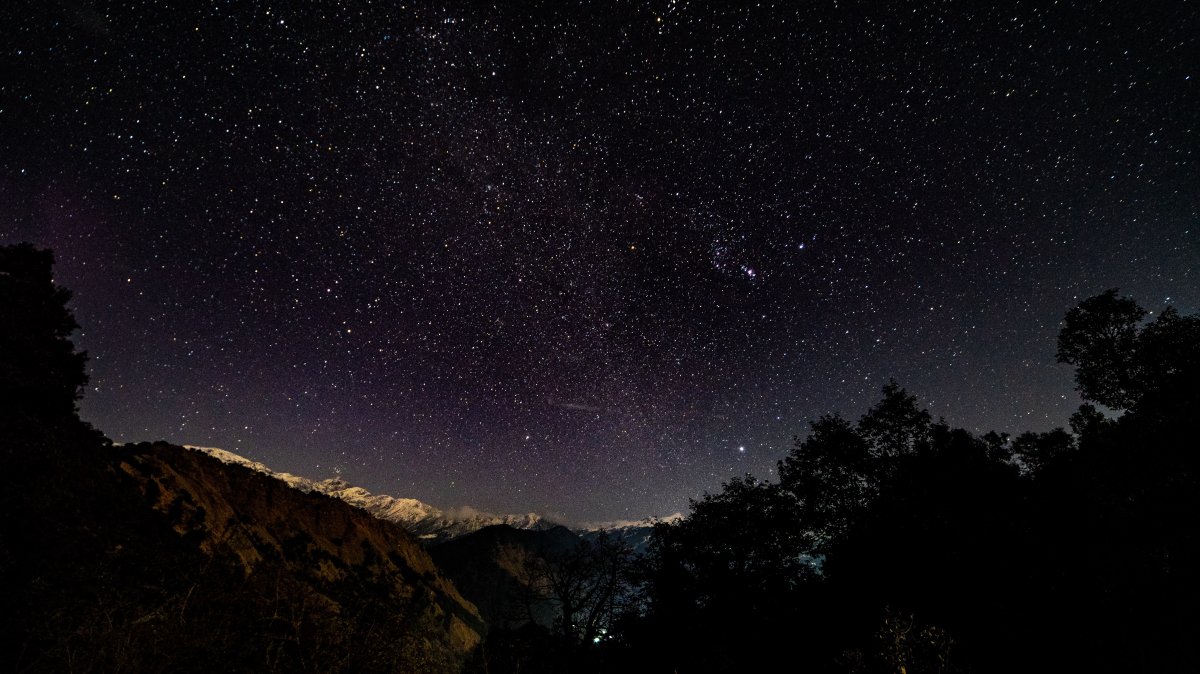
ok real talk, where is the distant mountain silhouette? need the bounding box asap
[432,524,583,630]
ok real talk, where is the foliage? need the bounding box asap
[1057,288,1200,414]
[634,475,819,672]
[840,608,959,674]
[634,291,1200,672]
[779,381,932,549]
[779,414,874,545]
[0,243,89,422]
[650,476,813,609]
[1009,427,1075,474]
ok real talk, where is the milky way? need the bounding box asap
[2,2,1197,521]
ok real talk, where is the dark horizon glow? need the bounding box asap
[2,2,1196,521]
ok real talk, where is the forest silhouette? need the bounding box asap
[3,242,1198,673]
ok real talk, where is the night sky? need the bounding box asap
[2,2,1197,522]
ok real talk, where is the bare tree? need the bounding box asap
[522,532,637,645]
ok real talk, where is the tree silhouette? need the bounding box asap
[522,531,637,646]
[1130,305,1200,415]
[779,382,932,550]
[638,475,817,672]
[1045,291,1200,673]
[1055,288,1146,410]
[857,381,933,462]
[1009,428,1074,475]
[1058,288,1200,417]
[778,414,873,547]
[630,293,1200,673]
[0,243,88,422]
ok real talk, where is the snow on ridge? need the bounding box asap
[185,445,271,474]
[181,445,568,541]
[184,445,320,493]
[581,512,684,531]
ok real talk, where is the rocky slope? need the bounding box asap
[115,441,486,670]
[6,432,489,673]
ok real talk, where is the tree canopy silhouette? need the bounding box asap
[0,243,88,422]
[635,292,1200,673]
[1057,288,1200,414]
[779,381,932,550]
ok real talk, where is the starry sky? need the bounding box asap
[2,1,1197,522]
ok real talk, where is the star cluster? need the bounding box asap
[2,1,1196,521]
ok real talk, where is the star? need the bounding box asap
[2,1,1193,522]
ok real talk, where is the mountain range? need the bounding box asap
[182,445,672,635]
[11,432,663,672]
[9,432,490,671]
[185,445,681,550]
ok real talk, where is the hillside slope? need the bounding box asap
[190,445,556,543]
[118,442,485,658]
[4,434,485,673]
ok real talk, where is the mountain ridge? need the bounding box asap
[185,445,680,545]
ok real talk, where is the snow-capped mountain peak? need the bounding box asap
[184,445,564,543]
